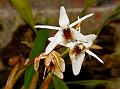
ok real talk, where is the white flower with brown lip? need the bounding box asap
[34,51,65,79]
[69,35,104,76]
[34,6,94,54]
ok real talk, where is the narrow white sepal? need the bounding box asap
[59,6,70,28]
[69,13,94,28]
[48,36,67,47]
[34,25,61,30]
[85,49,104,64]
[45,31,62,54]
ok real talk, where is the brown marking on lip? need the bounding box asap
[74,44,84,55]
[63,28,72,39]
[74,45,81,55]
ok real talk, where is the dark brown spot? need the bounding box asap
[63,28,72,39]
[74,45,81,55]
[49,62,55,69]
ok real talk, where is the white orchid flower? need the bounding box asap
[34,6,94,54]
[69,34,104,76]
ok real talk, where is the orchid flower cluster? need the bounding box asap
[34,6,104,79]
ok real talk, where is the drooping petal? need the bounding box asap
[52,69,64,79]
[52,64,64,79]
[69,13,94,28]
[70,52,85,76]
[34,57,40,71]
[85,49,104,64]
[59,58,65,72]
[59,6,70,28]
[45,53,53,67]
[83,34,97,48]
[52,51,65,72]
[34,25,61,30]
[45,31,62,54]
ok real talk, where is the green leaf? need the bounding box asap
[29,29,48,59]
[25,29,48,89]
[105,5,120,24]
[66,80,109,86]
[79,0,96,17]
[11,0,37,33]
[52,74,69,89]
[84,0,96,8]
[95,5,120,36]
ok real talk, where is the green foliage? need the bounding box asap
[66,80,109,86]
[52,74,69,89]
[80,0,96,17]
[25,30,48,89]
[29,30,48,59]
[25,29,48,89]
[105,5,120,24]
[39,74,68,89]
[95,5,120,36]
[11,1,49,89]
[11,0,37,33]
[84,0,96,8]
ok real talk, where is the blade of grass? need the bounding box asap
[52,74,69,89]
[11,0,37,34]
[66,80,112,86]
[95,5,120,36]
[80,0,96,17]
[25,28,48,89]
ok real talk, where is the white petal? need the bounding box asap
[85,49,104,64]
[71,28,86,42]
[48,35,67,47]
[68,41,77,49]
[83,34,97,48]
[34,25,61,30]
[69,13,94,28]
[45,31,62,54]
[48,37,54,41]
[76,53,85,74]
[59,6,70,28]
[71,53,85,76]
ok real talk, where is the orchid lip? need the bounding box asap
[63,28,72,40]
